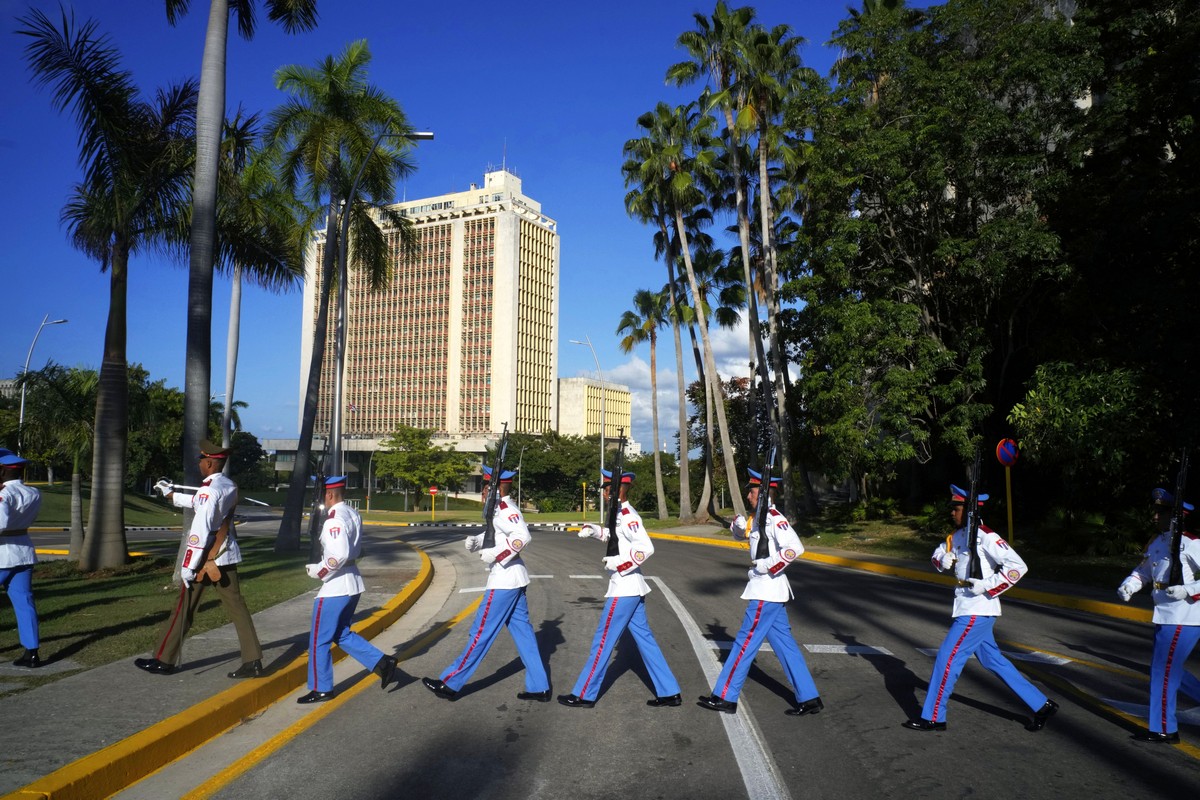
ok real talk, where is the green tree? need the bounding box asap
[374,426,473,499]
[164,0,317,495]
[267,40,420,551]
[20,9,197,570]
[617,288,671,520]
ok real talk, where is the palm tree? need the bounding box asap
[268,40,419,551]
[20,9,197,570]
[625,102,745,518]
[667,2,762,367]
[16,365,97,559]
[164,0,318,493]
[617,289,671,519]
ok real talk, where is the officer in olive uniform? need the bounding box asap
[136,440,263,677]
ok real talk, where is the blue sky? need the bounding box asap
[0,0,854,450]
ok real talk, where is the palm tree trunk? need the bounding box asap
[182,0,229,492]
[278,208,339,552]
[648,332,668,520]
[719,105,763,365]
[674,210,745,517]
[69,467,84,561]
[685,318,715,519]
[659,232,691,520]
[222,263,242,461]
[82,247,130,571]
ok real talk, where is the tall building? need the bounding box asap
[299,168,560,455]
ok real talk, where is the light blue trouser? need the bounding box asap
[712,599,818,704]
[0,566,38,650]
[440,587,548,693]
[921,614,1047,723]
[308,593,385,692]
[1149,623,1200,734]
[571,595,680,701]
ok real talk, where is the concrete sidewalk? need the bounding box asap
[0,532,428,800]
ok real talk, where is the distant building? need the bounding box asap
[557,377,632,444]
[299,167,560,467]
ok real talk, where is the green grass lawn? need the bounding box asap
[0,539,312,695]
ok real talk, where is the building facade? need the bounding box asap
[299,168,560,456]
[556,377,632,444]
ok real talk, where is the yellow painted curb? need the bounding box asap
[4,545,433,800]
[646,530,1153,625]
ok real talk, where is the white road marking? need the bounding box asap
[805,644,894,656]
[648,576,793,800]
[916,647,1071,665]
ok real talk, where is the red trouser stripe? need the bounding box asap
[310,598,324,688]
[446,590,495,682]
[931,616,976,720]
[1161,625,1182,732]
[720,601,764,699]
[154,584,190,662]
[580,598,619,696]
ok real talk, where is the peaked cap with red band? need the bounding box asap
[950,484,989,505]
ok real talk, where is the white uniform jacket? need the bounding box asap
[733,504,804,602]
[600,502,654,598]
[1122,530,1200,626]
[932,522,1026,617]
[0,479,41,569]
[173,472,242,568]
[313,501,366,598]
[465,496,531,590]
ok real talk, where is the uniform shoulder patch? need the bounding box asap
[620,507,631,516]
[499,499,510,510]
[1184,531,1200,541]
[327,509,336,519]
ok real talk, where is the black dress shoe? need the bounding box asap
[227,659,263,679]
[647,693,683,707]
[297,690,335,704]
[1026,699,1058,731]
[12,649,42,668]
[422,676,458,700]
[786,697,824,716]
[697,694,738,714]
[517,689,552,702]
[902,718,946,731]
[374,655,398,690]
[557,693,596,708]
[1133,730,1180,743]
[134,657,177,675]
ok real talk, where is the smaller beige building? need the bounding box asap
[557,377,632,444]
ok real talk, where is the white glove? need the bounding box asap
[465,534,484,552]
[966,578,988,596]
[730,515,747,535]
[750,558,772,575]
[305,564,322,579]
[1117,577,1138,602]
[480,547,499,565]
[1165,585,1189,601]
[180,567,196,584]
[938,552,956,570]
[578,523,605,540]
[154,479,173,497]
[602,555,623,571]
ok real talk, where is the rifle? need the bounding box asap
[965,448,984,580]
[1168,448,1190,586]
[481,423,510,549]
[306,468,326,563]
[604,429,628,558]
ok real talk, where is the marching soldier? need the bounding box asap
[300,475,398,703]
[1116,487,1200,742]
[903,483,1058,732]
[136,440,263,677]
[422,466,550,702]
[698,469,821,716]
[559,469,682,708]
[0,451,44,668]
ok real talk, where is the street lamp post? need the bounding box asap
[569,335,605,521]
[329,126,433,478]
[19,314,68,451]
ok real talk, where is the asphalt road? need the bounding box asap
[112,524,1200,800]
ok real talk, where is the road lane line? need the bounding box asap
[648,576,793,800]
